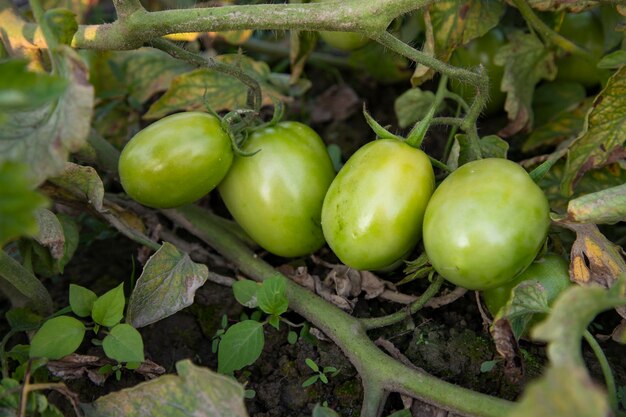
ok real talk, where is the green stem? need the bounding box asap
[361,275,444,330]
[405,75,448,148]
[163,205,513,417]
[0,250,53,315]
[511,0,595,64]
[583,330,617,412]
[371,31,488,133]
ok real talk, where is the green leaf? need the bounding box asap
[49,162,105,211]
[597,50,626,70]
[257,275,288,316]
[217,320,264,375]
[561,67,626,196]
[495,32,557,136]
[301,375,319,388]
[508,365,610,417]
[386,410,412,417]
[0,59,67,111]
[69,284,97,317]
[102,323,145,364]
[29,316,85,359]
[394,88,437,129]
[312,403,339,417]
[348,43,410,84]
[232,280,259,308]
[503,281,550,339]
[0,162,48,246]
[412,0,504,85]
[111,49,193,106]
[43,8,79,46]
[523,98,591,152]
[287,331,298,345]
[567,183,626,224]
[127,243,208,328]
[525,0,595,12]
[447,134,508,169]
[305,358,319,372]
[92,283,125,327]
[268,314,280,330]
[0,47,93,185]
[145,55,286,119]
[480,360,497,373]
[5,308,42,331]
[82,360,248,417]
[531,81,586,127]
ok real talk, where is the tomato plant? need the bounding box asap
[423,158,550,290]
[448,28,506,116]
[482,253,571,318]
[218,122,335,258]
[555,11,604,87]
[118,112,233,209]
[312,0,369,50]
[321,139,435,271]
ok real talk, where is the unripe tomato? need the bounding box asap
[118,112,233,209]
[218,122,335,257]
[312,0,369,51]
[555,11,604,88]
[449,28,506,116]
[423,158,550,290]
[482,253,571,318]
[321,139,435,271]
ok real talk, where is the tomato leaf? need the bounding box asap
[412,0,504,86]
[102,323,145,364]
[127,242,208,328]
[348,42,410,84]
[82,360,248,417]
[0,162,49,247]
[597,50,626,69]
[92,283,125,328]
[49,162,105,211]
[447,134,508,169]
[43,8,79,46]
[531,81,586,128]
[257,275,288,316]
[145,55,286,119]
[232,280,259,308]
[566,183,626,224]
[560,67,626,196]
[394,88,437,129]
[111,49,193,106]
[508,365,610,417]
[69,284,97,318]
[0,59,67,111]
[312,403,340,417]
[217,320,265,375]
[30,316,85,359]
[525,0,596,12]
[0,46,93,185]
[522,98,591,152]
[495,32,557,136]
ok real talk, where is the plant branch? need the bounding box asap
[163,204,513,417]
[583,330,617,412]
[361,275,444,330]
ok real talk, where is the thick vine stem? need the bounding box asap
[163,205,513,417]
[3,0,432,51]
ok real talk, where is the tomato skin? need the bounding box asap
[118,112,233,209]
[482,253,571,317]
[555,12,604,88]
[449,29,506,116]
[321,139,435,271]
[218,122,335,258]
[423,158,550,290]
[319,31,369,51]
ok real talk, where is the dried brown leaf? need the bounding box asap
[490,318,524,383]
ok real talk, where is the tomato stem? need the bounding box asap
[583,329,618,413]
[362,105,404,141]
[405,74,448,149]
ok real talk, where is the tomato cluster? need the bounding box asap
[119,112,550,292]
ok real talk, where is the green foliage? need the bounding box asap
[257,275,288,316]
[103,323,145,363]
[0,162,48,247]
[232,280,260,308]
[0,59,67,111]
[217,320,265,375]
[302,358,339,387]
[29,316,86,359]
[92,283,125,327]
[70,283,98,317]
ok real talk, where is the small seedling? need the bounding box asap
[302,358,339,388]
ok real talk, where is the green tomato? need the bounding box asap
[319,31,369,51]
[449,28,506,116]
[482,253,571,317]
[218,122,335,258]
[321,139,435,271]
[118,112,233,209]
[423,158,550,290]
[555,11,604,88]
